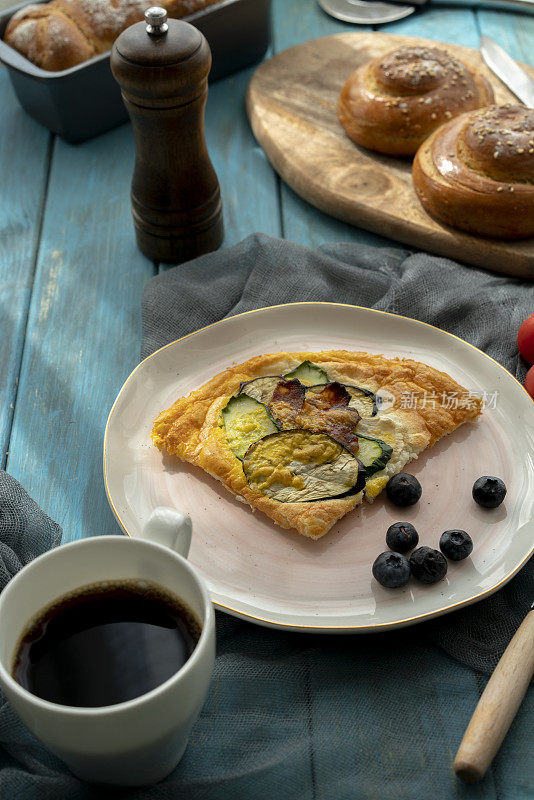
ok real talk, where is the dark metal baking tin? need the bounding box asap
[0,0,271,142]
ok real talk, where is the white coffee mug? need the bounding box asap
[0,517,215,787]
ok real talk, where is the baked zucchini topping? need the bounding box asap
[268,379,306,427]
[222,394,279,461]
[269,380,361,454]
[283,361,329,386]
[238,376,283,405]
[356,435,393,478]
[224,365,383,499]
[308,383,376,417]
[239,365,376,418]
[305,382,351,409]
[242,430,366,503]
[345,385,377,417]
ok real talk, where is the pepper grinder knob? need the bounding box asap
[144,7,168,35]
[111,9,223,264]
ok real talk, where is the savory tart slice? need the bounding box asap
[151,351,483,540]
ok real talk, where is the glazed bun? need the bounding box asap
[338,45,494,157]
[412,104,534,239]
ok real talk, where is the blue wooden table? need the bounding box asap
[1,0,533,796]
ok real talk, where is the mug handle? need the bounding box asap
[142,507,192,558]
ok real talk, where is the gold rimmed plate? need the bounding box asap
[103,303,534,633]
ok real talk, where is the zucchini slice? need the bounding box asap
[238,375,283,406]
[346,386,377,418]
[305,382,351,408]
[308,383,376,417]
[243,429,366,503]
[222,395,279,461]
[356,434,392,478]
[284,361,329,386]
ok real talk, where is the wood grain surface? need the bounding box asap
[247,32,534,277]
[0,70,50,466]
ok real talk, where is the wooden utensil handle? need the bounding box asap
[454,609,534,783]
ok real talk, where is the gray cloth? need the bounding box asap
[142,233,533,676]
[0,470,62,590]
[0,472,63,793]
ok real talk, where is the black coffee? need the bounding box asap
[12,579,201,707]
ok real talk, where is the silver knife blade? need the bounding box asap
[480,35,534,108]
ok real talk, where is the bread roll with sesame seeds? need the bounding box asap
[3,0,222,72]
[412,104,534,239]
[337,46,494,158]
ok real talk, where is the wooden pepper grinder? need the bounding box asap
[111,7,223,263]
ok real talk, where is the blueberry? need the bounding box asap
[386,473,422,507]
[409,547,447,584]
[472,476,506,509]
[372,551,411,588]
[386,522,419,553]
[439,530,473,561]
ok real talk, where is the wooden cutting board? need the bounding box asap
[246,33,534,278]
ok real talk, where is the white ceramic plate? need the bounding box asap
[104,303,534,633]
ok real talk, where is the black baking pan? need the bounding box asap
[0,0,271,142]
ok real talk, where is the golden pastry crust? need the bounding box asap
[152,351,483,539]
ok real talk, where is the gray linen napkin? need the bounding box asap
[142,232,533,675]
[0,470,62,590]
[0,471,66,795]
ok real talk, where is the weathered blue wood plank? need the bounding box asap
[0,68,50,468]
[205,65,282,248]
[386,6,478,46]
[477,9,534,64]
[7,64,282,535]
[273,0,367,46]
[272,0,386,248]
[156,61,282,279]
[6,125,154,540]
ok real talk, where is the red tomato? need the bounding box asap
[526,365,534,399]
[518,313,534,364]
